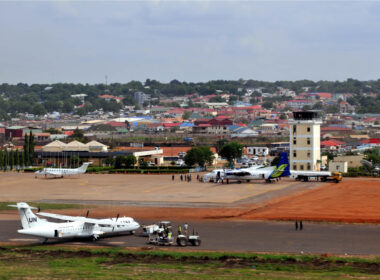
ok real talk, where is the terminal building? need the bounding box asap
[288,111,322,171]
[34,140,163,167]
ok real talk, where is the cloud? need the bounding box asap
[0,1,379,83]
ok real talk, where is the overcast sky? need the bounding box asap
[0,1,379,84]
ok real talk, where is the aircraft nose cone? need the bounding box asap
[134,222,140,229]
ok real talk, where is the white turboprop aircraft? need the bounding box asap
[204,164,264,182]
[9,202,140,243]
[205,152,291,183]
[35,162,92,178]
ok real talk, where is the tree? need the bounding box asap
[219,142,243,164]
[15,149,20,168]
[44,128,61,134]
[184,148,198,167]
[364,149,380,165]
[62,100,74,113]
[326,105,339,113]
[199,146,214,166]
[302,105,311,111]
[209,96,225,103]
[139,158,148,168]
[262,101,272,109]
[125,155,137,168]
[0,149,3,170]
[3,149,8,170]
[114,155,136,169]
[21,150,25,168]
[29,132,35,166]
[216,139,229,153]
[228,95,238,105]
[31,103,46,115]
[182,111,191,120]
[70,155,81,167]
[184,146,214,167]
[71,127,85,142]
[23,134,29,166]
[9,149,14,170]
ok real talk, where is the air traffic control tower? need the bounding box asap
[288,111,322,171]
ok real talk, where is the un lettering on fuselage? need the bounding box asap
[28,217,37,223]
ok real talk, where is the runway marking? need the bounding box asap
[106,241,125,245]
[79,179,89,186]
[143,183,177,193]
[9,238,39,242]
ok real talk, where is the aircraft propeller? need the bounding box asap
[112,214,120,232]
[86,210,90,218]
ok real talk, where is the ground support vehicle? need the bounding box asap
[148,221,174,246]
[295,172,342,183]
[176,233,201,247]
[147,221,201,247]
[141,224,159,237]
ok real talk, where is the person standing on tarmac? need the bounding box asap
[295,220,298,230]
[178,225,182,235]
[184,223,189,234]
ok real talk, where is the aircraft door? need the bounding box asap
[54,230,58,237]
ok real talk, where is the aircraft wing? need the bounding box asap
[37,212,117,226]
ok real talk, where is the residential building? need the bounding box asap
[246,146,269,156]
[329,161,348,173]
[193,118,233,134]
[333,155,364,168]
[134,91,150,105]
[286,99,315,109]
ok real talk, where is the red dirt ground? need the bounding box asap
[31,177,380,224]
[240,177,380,223]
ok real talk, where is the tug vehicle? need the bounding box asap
[147,221,201,247]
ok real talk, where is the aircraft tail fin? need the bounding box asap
[77,162,92,173]
[269,152,291,179]
[8,202,44,229]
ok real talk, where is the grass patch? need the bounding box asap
[0,246,380,279]
[0,202,89,211]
